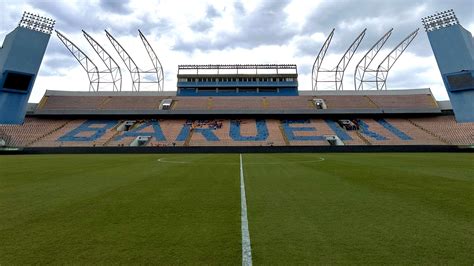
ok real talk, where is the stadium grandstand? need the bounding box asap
[0,87,473,149]
[0,11,472,151]
[1,6,473,266]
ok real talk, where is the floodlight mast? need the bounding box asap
[56,30,100,92]
[105,30,141,92]
[312,28,335,91]
[19,11,55,34]
[421,9,459,32]
[354,28,393,90]
[375,28,419,90]
[138,29,165,92]
[82,30,122,92]
[313,29,366,90]
[334,28,366,90]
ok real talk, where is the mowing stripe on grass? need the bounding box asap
[240,154,252,266]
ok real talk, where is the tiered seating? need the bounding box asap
[101,97,164,110]
[349,118,457,145]
[384,118,443,145]
[317,96,376,109]
[343,130,370,145]
[203,119,286,146]
[283,119,333,146]
[186,120,228,146]
[31,120,85,147]
[4,115,473,147]
[357,119,410,145]
[232,119,286,146]
[265,119,289,146]
[40,96,107,110]
[265,96,314,110]
[323,120,367,145]
[107,119,288,147]
[105,119,189,147]
[150,119,187,146]
[211,97,262,110]
[106,130,133,147]
[172,97,209,110]
[368,94,438,109]
[38,93,441,112]
[31,120,119,147]
[92,122,121,146]
[0,118,67,147]
[410,116,474,145]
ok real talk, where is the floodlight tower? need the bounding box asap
[138,30,165,91]
[334,29,366,90]
[82,30,122,92]
[0,12,54,124]
[354,29,393,90]
[105,30,141,92]
[106,30,163,92]
[312,29,334,91]
[56,30,101,92]
[422,10,474,122]
[358,29,419,90]
[375,28,419,90]
[312,29,366,90]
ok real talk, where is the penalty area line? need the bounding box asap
[240,154,252,266]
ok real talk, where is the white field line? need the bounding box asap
[240,154,252,266]
[157,157,325,165]
[157,158,189,164]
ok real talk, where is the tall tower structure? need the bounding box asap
[0,12,54,124]
[422,10,474,122]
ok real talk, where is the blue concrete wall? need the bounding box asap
[427,25,474,122]
[177,80,299,96]
[177,87,298,96]
[0,27,50,124]
[177,81,298,88]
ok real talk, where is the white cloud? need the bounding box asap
[0,0,472,103]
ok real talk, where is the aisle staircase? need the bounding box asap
[356,131,372,145]
[407,119,451,144]
[26,121,70,147]
[278,125,290,146]
[184,130,194,146]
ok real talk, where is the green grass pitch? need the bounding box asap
[0,153,473,264]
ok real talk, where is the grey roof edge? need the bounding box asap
[43,88,436,97]
[299,88,434,96]
[436,100,453,110]
[44,90,176,97]
[33,108,441,116]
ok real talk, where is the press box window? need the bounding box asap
[2,72,33,92]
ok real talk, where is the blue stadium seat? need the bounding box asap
[230,120,268,141]
[176,120,220,141]
[281,119,326,141]
[375,119,412,140]
[357,120,388,141]
[58,120,118,142]
[115,121,166,141]
[324,119,353,141]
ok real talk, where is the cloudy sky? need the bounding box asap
[0,0,473,102]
